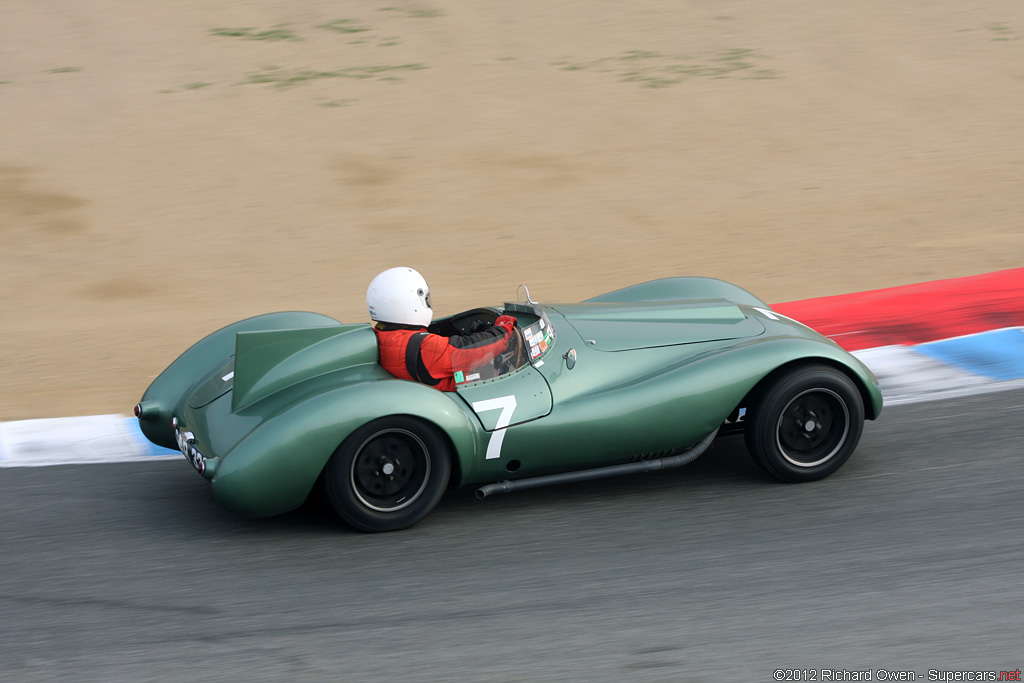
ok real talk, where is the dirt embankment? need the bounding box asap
[1,1,1022,420]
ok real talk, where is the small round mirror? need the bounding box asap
[564,348,577,370]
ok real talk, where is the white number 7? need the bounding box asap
[471,395,518,460]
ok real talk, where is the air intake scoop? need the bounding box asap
[551,300,764,351]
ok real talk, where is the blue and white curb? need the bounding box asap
[1,328,1022,468]
[853,327,1024,406]
[916,327,1024,382]
[0,415,179,468]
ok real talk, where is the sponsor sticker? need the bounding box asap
[454,370,465,383]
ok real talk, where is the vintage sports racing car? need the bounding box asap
[136,278,882,532]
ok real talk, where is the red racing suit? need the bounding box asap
[373,322,513,392]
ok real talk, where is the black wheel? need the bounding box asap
[744,365,865,482]
[324,417,451,532]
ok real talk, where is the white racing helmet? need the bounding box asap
[366,267,433,327]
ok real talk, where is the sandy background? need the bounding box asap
[1,1,1022,420]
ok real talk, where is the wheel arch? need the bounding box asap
[210,381,480,517]
[341,412,466,492]
[737,356,881,422]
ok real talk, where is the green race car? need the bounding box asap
[136,277,882,532]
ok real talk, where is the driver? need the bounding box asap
[367,267,517,392]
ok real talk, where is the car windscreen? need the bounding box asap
[518,308,556,362]
[451,304,555,386]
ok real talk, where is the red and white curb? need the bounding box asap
[775,267,1024,405]
[2,268,1022,468]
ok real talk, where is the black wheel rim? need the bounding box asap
[775,388,850,467]
[350,428,431,512]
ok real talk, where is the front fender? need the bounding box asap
[704,335,883,420]
[460,334,881,484]
[210,380,482,517]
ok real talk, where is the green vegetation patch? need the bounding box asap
[317,19,372,34]
[46,67,81,73]
[378,7,444,18]
[555,49,780,87]
[987,23,1020,41]
[157,82,215,94]
[210,26,302,41]
[319,98,358,107]
[241,64,427,88]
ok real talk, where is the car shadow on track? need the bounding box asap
[141,435,814,536]
[154,436,762,534]
[433,435,770,514]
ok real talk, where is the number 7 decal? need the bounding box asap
[471,395,518,460]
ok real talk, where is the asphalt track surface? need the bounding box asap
[2,391,1022,682]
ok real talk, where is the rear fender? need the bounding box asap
[210,381,481,517]
[138,312,340,449]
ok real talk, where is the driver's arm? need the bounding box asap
[419,323,513,384]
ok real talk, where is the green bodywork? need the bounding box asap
[137,278,882,517]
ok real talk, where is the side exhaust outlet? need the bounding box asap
[475,428,720,499]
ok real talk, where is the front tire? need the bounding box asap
[324,417,451,532]
[744,365,865,482]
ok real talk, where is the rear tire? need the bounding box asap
[324,417,451,532]
[744,365,864,482]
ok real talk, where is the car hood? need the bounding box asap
[549,300,765,351]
